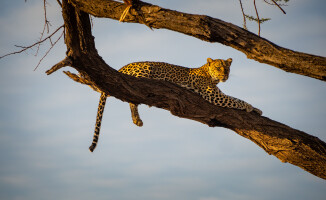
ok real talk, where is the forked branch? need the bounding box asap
[34,31,64,71]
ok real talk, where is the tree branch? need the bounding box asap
[34,30,64,71]
[69,0,326,81]
[53,0,326,179]
[35,0,51,56]
[238,0,247,30]
[270,0,287,14]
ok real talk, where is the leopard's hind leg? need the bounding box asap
[205,87,262,115]
[89,92,108,152]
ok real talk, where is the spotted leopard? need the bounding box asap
[89,58,262,152]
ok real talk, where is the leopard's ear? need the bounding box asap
[226,58,233,64]
[207,58,213,63]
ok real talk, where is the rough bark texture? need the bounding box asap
[51,0,326,179]
[68,0,326,81]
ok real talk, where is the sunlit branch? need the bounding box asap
[46,56,72,75]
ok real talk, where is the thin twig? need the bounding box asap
[239,0,247,30]
[270,0,286,14]
[263,0,288,7]
[253,0,261,36]
[34,31,64,71]
[44,0,50,34]
[49,37,53,46]
[0,25,64,59]
[35,0,51,56]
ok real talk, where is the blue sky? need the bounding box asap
[0,0,325,200]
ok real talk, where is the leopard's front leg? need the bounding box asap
[204,87,262,115]
[129,103,143,127]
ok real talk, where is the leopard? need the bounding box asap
[88,58,262,152]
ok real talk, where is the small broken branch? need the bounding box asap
[63,70,101,92]
[46,56,72,75]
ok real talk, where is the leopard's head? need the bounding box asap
[207,58,232,82]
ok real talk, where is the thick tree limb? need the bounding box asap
[69,0,326,81]
[53,0,326,179]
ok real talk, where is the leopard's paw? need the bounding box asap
[253,107,263,115]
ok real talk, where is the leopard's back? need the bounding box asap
[119,61,192,85]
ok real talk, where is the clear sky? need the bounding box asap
[0,0,325,200]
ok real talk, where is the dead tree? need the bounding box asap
[25,0,326,180]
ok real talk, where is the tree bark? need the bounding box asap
[50,0,326,179]
[68,0,326,81]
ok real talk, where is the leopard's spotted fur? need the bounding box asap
[120,58,262,115]
[89,58,262,151]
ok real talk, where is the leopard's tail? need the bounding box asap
[89,92,108,152]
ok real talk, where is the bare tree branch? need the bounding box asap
[69,0,326,81]
[264,0,287,14]
[238,0,247,30]
[0,25,64,59]
[35,0,51,56]
[34,31,64,71]
[253,0,261,36]
[270,0,287,14]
